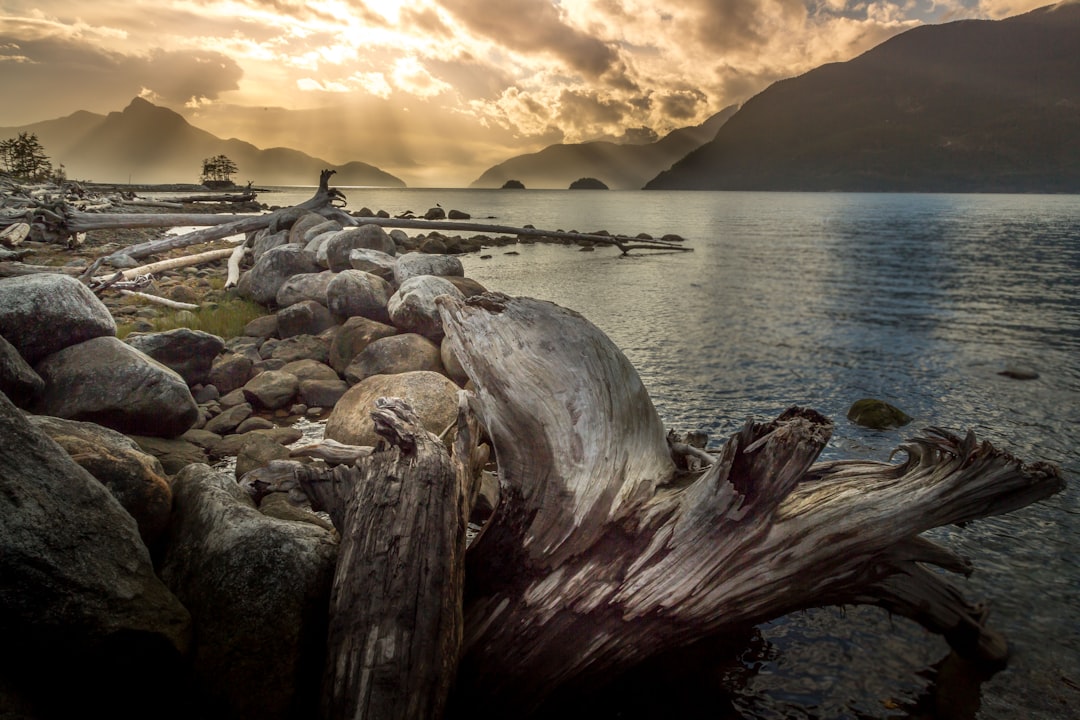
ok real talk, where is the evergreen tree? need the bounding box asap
[0,133,54,180]
[200,154,238,184]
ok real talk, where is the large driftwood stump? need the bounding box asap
[433,293,1064,715]
[294,395,483,720]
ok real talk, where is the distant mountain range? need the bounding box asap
[469,107,737,190]
[0,98,406,187]
[646,3,1080,192]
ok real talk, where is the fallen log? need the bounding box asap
[91,246,236,284]
[116,290,199,310]
[429,293,1064,715]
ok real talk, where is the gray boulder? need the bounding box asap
[124,328,226,387]
[301,219,342,243]
[440,337,470,386]
[288,212,332,245]
[0,273,116,364]
[846,398,913,430]
[30,415,173,546]
[343,333,444,385]
[325,370,459,447]
[242,370,299,411]
[298,378,350,409]
[394,251,465,284]
[0,392,190,714]
[0,332,44,407]
[326,269,394,324]
[160,464,337,720]
[251,228,291,263]
[325,225,397,271]
[280,358,340,383]
[328,316,398,375]
[239,245,322,306]
[386,274,465,340]
[32,336,199,438]
[275,270,336,308]
[204,402,254,435]
[129,435,210,475]
[277,300,336,339]
[348,248,398,281]
[209,352,255,395]
[270,334,331,364]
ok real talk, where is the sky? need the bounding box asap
[0,0,1056,186]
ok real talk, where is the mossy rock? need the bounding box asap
[846,398,912,430]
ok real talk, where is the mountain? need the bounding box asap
[0,98,406,187]
[470,106,737,190]
[646,3,1080,192]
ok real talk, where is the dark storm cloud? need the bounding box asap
[658,88,706,120]
[0,36,241,124]
[684,0,806,53]
[437,0,620,77]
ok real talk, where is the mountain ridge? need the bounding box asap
[646,3,1080,192]
[470,106,737,190]
[0,97,406,187]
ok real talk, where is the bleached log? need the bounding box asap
[92,247,235,284]
[289,439,374,466]
[433,293,1064,714]
[117,290,199,310]
[224,241,248,289]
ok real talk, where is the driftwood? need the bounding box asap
[116,290,199,310]
[410,292,1066,715]
[292,395,486,720]
[91,246,236,284]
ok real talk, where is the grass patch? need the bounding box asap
[117,297,268,340]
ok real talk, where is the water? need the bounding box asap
[257,187,1080,718]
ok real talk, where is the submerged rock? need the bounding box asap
[846,398,912,430]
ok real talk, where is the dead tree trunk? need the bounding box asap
[434,293,1065,715]
[293,395,483,720]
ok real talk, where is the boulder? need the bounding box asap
[270,334,330,364]
[209,427,303,460]
[32,336,199,438]
[124,328,226,387]
[287,212,331,245]
[326,269,394,324]
[343,333,444,384]
[440,337,470,386]
[424,206,446,220]
[445,276,489,297]
[846,398,913,430]
[280,358,340,383]
[275,270,336,308]
[159,464,337,720]
[301,219,342,243]
[348,248,397,281]
[238,245,322,306]
[0,273,116,365]
[243,314,279,339]
[298,377,350,409]
[0,332,44,407]
[394,251,465,284]
[129,435,210,475]
[251,229,291,263]
[325,225,397,271]
[208,352,255,395]
[29,415,173,546]
[242,370,299,411]
[235,433,292,479]
[448,209,470,220]
[204,402,254,435]
[325,370,459,447]
[328,316,398,375]
[277,300,337,339]
[0,392,190,716]
[386,274,465,340]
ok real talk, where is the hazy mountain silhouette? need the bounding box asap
[470,106,737,190]
[1,97,406,187]
[646,3,1080,192]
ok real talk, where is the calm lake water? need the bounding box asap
[257,187,1079,719]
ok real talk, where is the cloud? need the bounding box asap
[437,0,620,77]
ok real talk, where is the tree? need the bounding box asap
[0,133,54,181]
[200,154,238,185]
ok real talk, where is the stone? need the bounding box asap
[251,228,291,263]
[124,328,226,386]
[280,358,340,383]
[242,370,299,411]
[445,276,489,297]
[0,273,116,365]
[0,332,44,408]
[998,364,1039,380]
[325,370,459,447]
[178,428,223,452]
[288,212,331,245]
[159,464,337,720]
[235,433,292,479]
[386,274,465,340]
[0,392,190,715]
[208,427,304,460]
[324,225,397,271]
[326,269,394,324]
[277,300,337,339]
[32,336,198,438]
[192,384,220,403]
[238,245,322,306]
[129,435,210,475]
[846,398,913,430]
[448,209,470,220]
[235,416,276,433]
[259,493,335,532]
[343,333,445,385]
[348,248,397,281]
[270,334,330,364]
[275,270,336,308]
[209,353,255,394]
[242,314,279,339]
[302,219,342,243]
[440,337,470,386]
[394,251,465,284]
[204,402,254,435]
[328,316,398,376]
[423,206,446,220]
[29,415,173,547]
[298,377,350,408]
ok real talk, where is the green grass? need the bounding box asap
[116,297,268,340]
